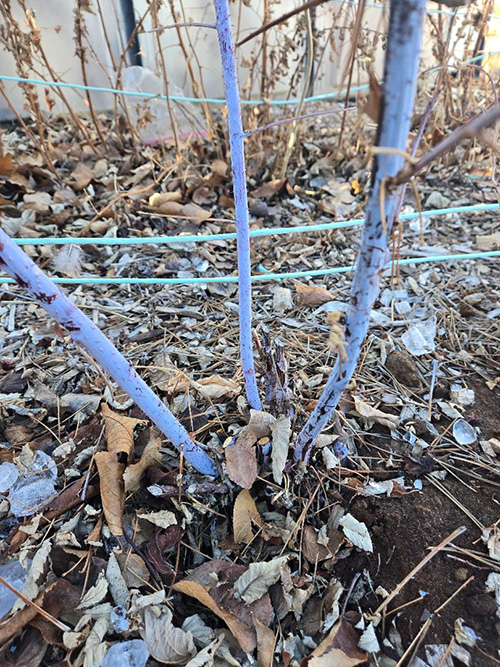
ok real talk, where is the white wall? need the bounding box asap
[0,0,468,122]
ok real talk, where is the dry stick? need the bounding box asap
[146,22,216,31]
[166,0,214,134]
[243,106,355,138]
[237,0,331,47]
[0,576,70,632]
[150,0,180,154]
[337,0,366,152]
[295,0,427,462]
[394,102,500,186]
[74,5,107,150]
[280,8,314,178]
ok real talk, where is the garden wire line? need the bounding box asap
[10,203,500,247]
[0,250,498,285]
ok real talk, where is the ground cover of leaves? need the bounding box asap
[0,98,499,666]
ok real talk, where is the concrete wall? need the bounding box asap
[0,0,470,122]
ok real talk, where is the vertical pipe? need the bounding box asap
[0,229,217,476]
[214,0,262,410]
[295,0,427,462]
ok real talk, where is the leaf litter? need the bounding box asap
[0,82,499,667]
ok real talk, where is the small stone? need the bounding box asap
[455,568,469,582]
[250,200,269,217]
[425,191,450,209]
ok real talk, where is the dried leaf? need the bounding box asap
[301,618,367,666]
[173,560,272,652]
[23,192,51,213]
[77,572,109,610]
[141,606,196,664]
[194,375,241,400]
[116,551,150,588]
[95,451,126,537]
[234,556,288,604]
[476,232,500,250]
[295,283,334,307]
[225,428,258,489]
[182,202,212,222]
[254,616,275,667]
[251,178,287,198]
[124,429,162,492]
[353,396,399,430]
[102,403,145,457]
[233,489,262,544]
[358,623,380,653]
[247,409,276,439]
[71,162,93,190]
[211,159,228,176]
[149,192,182,207]
[271,416,291,485]
[339,514,373,553]
[0,154,14,176]
[362,71,382,123]
[137,510,177,530]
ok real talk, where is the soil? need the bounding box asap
[334,374,500,666]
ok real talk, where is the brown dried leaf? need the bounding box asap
[295,283,334,307]
[251,178,287,198]
[301,619,367,666]
[247,409,276,439]
[182,202,212,222]
[194,375,241,400]
[173,560,272,652]
[353,396,399,430]
[102,403,145,457]
[149,192,182,207]
[71,162,93,190]
[476,232,500,250]
[157,201,185,216]
[211,159,228,176]
[233,489,262,544]
[226,428,258,489]
[124,429,162,492]
[362,71,381,123]
[94,451,125,537]
[0,154,14,176]
[254,617,276,667]
[115,551,150,588]
[234,556,288,604]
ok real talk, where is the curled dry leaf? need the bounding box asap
[301,618,367,666]
[271,416,291,485]
[233,489,262,544]
[247,409,276,439]
[124,429,162,493]
[149,191,183,207]
[353,396,399,430]
[141,606,196,664]
[225,428,258,489]
[173,560,272,652]
[339,514,373,553]
[211,159,228,176]
[96,405,146,538]
[194,375,240,400]
[234,555,289,604]
[251,178,287,198]
[295,283,334,307]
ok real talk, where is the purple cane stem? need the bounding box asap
[0,228,217,476]
[295,0,427,462]
[214,0,261,410]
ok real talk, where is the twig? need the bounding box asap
[373,525,466,616]
[0,576,70,632]
[236,0,331,47]
[394,102,500,186]
[243,106,355,137]
[145,22,216,32]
